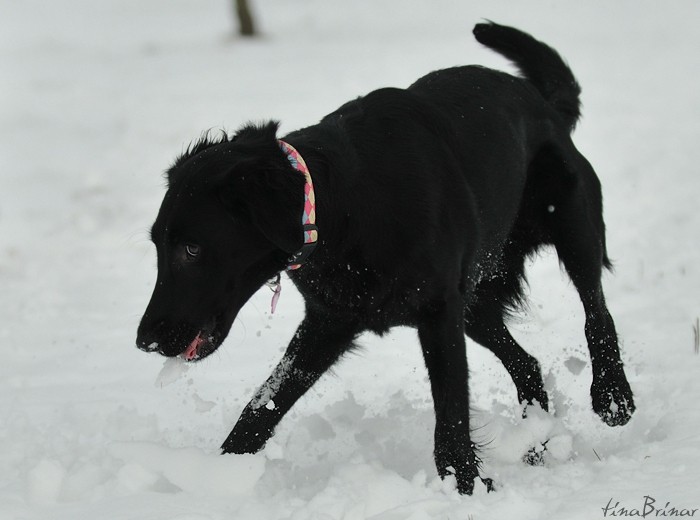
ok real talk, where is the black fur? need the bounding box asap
[136,22,635,494]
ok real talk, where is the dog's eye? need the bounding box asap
[185,244,201,259]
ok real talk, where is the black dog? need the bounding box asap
[136,22,635,494]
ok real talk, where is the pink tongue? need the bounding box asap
[184,333,204,360]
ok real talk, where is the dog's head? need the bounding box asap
[136,122,305,361]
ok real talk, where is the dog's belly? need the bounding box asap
[291,263,468,335]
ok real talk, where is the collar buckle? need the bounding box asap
[287,223,318,269]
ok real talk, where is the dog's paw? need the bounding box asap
[449,470,495,495]
[518,388,549,417]
[220,424,271,455]
[436,445,494,495]
[523,440,548,466]
[480,477,495,493]
[591,376,636,427]
[221,435,266,455]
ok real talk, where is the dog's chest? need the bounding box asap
[290,264,424,333]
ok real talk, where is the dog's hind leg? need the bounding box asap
[539,145,635,427]
[418,290,493,494]
[221,310,360,455]
[464,294,548,413]
[465,287,551,467]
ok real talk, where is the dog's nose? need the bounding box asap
[136,313,165,353]
[136,338,160,353]
[136,326,161,353]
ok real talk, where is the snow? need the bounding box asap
[2,0,700,518]
[155,356,191,388]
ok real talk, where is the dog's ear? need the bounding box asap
[232,165,305,254]
[216,124,306,255]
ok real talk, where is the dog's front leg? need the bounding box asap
[221,311,359,455]
[418,293,492,495]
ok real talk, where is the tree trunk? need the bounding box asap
[235,0,256,37]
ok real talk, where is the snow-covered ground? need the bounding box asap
[2,1,700,518]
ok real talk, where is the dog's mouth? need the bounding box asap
[179,319,222,362]
[137,317,223,361]
[138,304,242,362]
[183,332,207,361]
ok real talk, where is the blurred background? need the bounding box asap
[1,1,699,518]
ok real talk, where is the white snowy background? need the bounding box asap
[2,1,700,518]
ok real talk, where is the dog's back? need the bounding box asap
[288,23,591,316]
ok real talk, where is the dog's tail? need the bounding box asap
[473,21,581,131]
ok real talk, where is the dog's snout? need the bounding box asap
[136,316,196,358]
[136,315,165,354]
